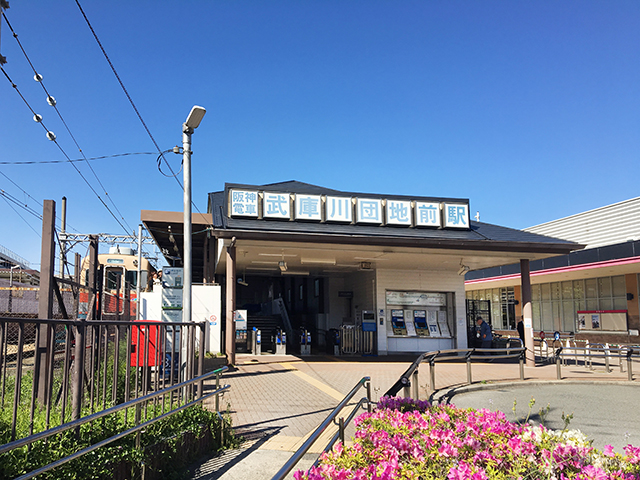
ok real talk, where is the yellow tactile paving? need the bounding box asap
[279,362,345,401]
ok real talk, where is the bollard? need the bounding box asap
[339,417,345,445]
[466,352,473,384]
[412,369,420,400]
[519,351,525,381]
[556,347,563,380]
[429,360,436,393]
[605,343,610,373]
[366,381,372,413]
[627,349,634,381]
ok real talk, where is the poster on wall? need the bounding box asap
[591,314,601,329]
[437,311,451,337]
[578,314,587,329]
[427,310,441,337]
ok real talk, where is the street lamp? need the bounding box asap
[182,105,206,327]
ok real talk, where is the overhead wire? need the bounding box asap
[0,66,131,235]
[2,11,134,234]
[73,1,207,218]
[0,152,156,165]
[0,190,42,237]
[73,0,184,191]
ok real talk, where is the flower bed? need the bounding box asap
[295,397,640,480]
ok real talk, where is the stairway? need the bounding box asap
[247,315,284,353]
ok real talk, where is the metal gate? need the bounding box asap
[340,325,374,355]
[466,299,491,347]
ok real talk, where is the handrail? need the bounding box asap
[386,347,527,398]
[0,366,229,455]
[270,376,371,480]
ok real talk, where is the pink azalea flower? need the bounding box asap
[603,444,615,457]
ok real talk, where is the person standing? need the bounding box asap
[517,318,525,346]
[476,317,493,350]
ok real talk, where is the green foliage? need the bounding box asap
[0,403,236,480]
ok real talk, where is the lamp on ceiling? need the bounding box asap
[279,261,288,272]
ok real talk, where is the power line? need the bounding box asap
[0,151,156,165]
[0,188,42,219]
[2,11,134,234]
[0,65,131,235]
[0,190,42,237]
[73,0,184,192]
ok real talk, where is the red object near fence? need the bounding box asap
[131,319,163,367]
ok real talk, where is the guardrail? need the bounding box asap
[552,345,640,380]
[270,376,372,480]
[384,346,527,399]
[0,366,230,480]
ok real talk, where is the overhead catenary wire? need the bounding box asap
[0,152,156,165]
[73,1,183,191]
[0,190,42,237]
[0,66,131,235]
[74,1,207,217]
[2,11,134,234]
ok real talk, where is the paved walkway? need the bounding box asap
[188,353,639,479]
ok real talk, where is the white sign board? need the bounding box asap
[386,291,447,307]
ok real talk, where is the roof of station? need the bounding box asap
[142,181,584,279]
[207,181,581,255]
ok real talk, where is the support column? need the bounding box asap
[37,200,56,405]
[226,242,236,365]
[520,259,535,367]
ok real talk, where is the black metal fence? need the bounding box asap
[0,316,207,444]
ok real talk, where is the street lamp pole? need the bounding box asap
[182,106,206,327]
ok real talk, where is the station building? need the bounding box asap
[465,197,640,345]
[142,181,580,360]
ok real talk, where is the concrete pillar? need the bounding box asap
[520,259,535,367]
[226,243,236,365]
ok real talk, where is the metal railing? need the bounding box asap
[384,346,527,399]
[0,367,230,480]
[270,376,372,480]
[0,316,207,443]
[552,345,640,380]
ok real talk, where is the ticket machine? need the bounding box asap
[391,309,407,335]
[413,310,429,336]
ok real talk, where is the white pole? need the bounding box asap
[136,224,142,320]
[182,127,192,325]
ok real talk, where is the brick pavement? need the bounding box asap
[191,353,638,479]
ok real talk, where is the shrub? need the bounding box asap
[295,397,640,480]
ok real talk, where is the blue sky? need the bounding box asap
[1,1,639,269]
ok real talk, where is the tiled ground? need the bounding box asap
[192,353,636,479]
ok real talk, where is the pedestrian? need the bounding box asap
[476,317,493,352]
[517,318,525,346]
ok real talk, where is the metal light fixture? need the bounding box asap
[278,261,288,272]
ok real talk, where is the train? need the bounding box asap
[80,246,156,319]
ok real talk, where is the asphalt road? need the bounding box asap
[444,383,640,452]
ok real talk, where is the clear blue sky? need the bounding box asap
[1,1,639,269]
